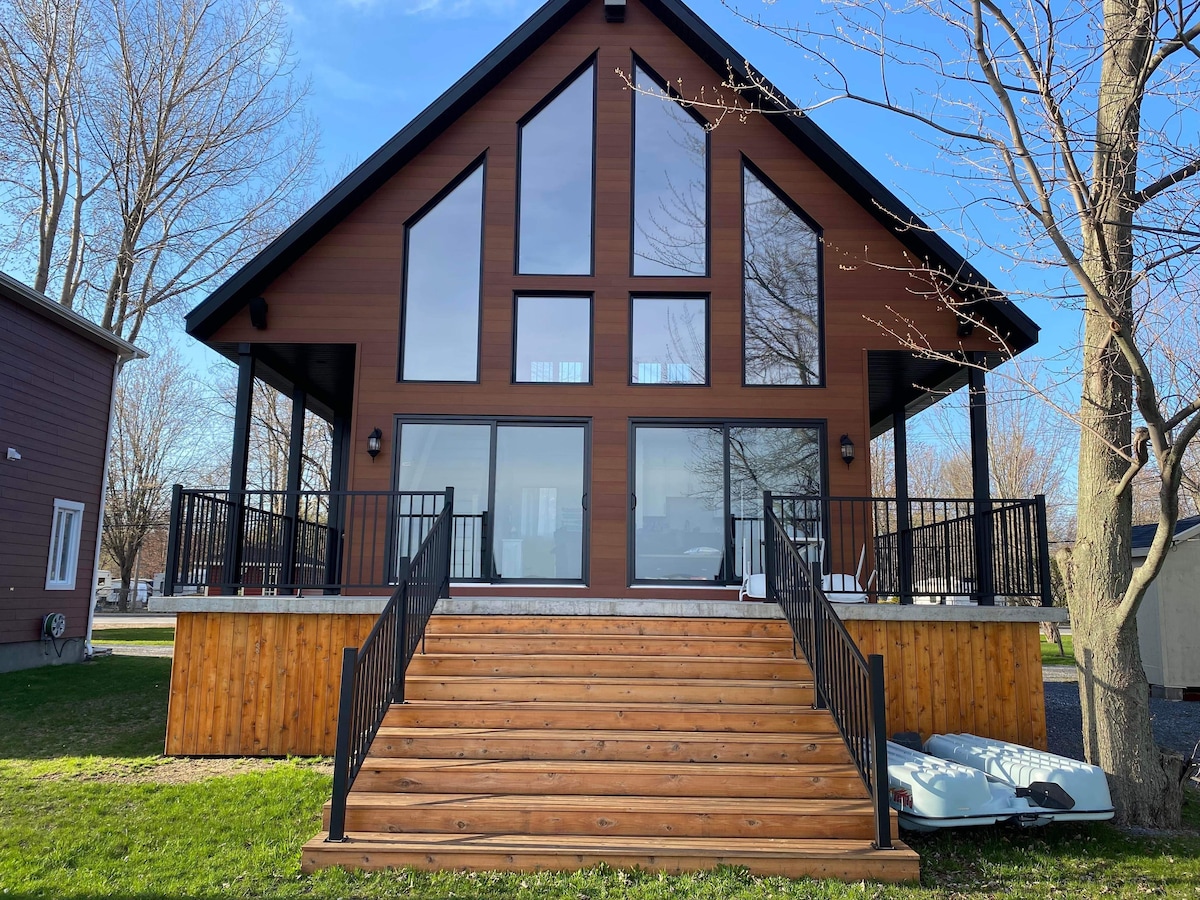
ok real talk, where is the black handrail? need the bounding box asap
[326,487,454,843]
[764,492,892,851]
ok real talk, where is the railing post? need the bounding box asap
[441,487,454,599]
[811,560,826,710]
[1034,494,1053,607]
[897,500,914,606]
[974,500,996,605]
[163,484,183,597]
[327,646,357,843]
[867,653,893,850]
[222,492,246,596]
[393,557,411,704]
[763,491,776,602]
[480,510,493,581]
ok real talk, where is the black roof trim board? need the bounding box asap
[186,0,1039,353]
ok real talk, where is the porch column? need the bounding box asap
[968,353,995,605]
[281,387,306,593]
[323,411,351,594]
[224,344,254,594]
[892,390,914,605]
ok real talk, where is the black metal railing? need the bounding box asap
[767,494,1052,606]
[164,488,470,595]
[326,488,454,843]
[763,496,892,851]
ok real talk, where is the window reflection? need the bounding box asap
[631,296,706,384]
[402,164,484,381]
[518,64,594,275]
[632,64,707,276]
[515,295,591,383]
[743,163,822,384]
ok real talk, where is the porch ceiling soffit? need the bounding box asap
[184,0,1040,354]
[209,341,356,422]
[868,350,1006,438]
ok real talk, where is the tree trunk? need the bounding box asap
[1072,606,1183,825]
[116,561,135,613]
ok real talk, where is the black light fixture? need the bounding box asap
[840,434,855,467]
[367,427,383,460]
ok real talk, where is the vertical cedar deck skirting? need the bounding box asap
[164,609,1049,756]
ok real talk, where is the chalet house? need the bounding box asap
[155,0,1065,881]
[0,271,143,673]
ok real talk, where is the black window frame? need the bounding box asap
[627,417,828,587]
[629,53,712,279]
[627,292,711,387]
[511,291,595,385]
[740,155,827,388]
[393,414,592,585]
[397,153,488,384]
[514,53,598,278]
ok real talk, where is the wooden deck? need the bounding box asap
[301,615,919,881]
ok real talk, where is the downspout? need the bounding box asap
[85,354,127,658]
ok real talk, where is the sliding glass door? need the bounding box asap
[631,422,823,584]
[396,418,588,583]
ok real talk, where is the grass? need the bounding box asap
[1,657,1198,899]
[1040,634,1076,666]
[91,626,176,646]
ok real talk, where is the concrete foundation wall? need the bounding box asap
[0,638,87,674]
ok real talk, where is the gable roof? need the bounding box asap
[1132,514,1200,555]
[1,270,145,361]
[185,0,1040,353]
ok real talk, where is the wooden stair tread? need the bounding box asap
[337,792,878,815]
[424,616,791,637]
[374,726,839,743]
[306,831,913,857]
[391,700,825,714]
[358,757,859,776]
[405,675,810,687]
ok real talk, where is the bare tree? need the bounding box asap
[103,345,216,610]
[0,0,317,341]
[708,0,1200,824]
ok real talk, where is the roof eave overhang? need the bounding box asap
[1,270,146,361]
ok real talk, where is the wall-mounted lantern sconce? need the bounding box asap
[367,427,383,460]
[840,434,855,467]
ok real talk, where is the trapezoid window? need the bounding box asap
[742,161,823,385]
[517,61,595,275]
[401,161,484,382]
[632,62,707,276]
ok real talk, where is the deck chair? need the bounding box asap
[822,544,871,603]
[738,539,767,601]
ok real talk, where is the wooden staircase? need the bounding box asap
[302,614,918,882]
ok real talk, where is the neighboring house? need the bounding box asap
[1133,515,1200,700]
[0,272,143,674]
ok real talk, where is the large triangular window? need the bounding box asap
[631,60,707,276]
[517,60,595,275]
[742,160,823,385]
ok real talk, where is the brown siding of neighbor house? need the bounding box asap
[208,0,1003,599]
[0,295,115,649]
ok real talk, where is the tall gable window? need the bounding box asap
[632,61,707,276]
[401,161,485,382]
[742,161,822,385]
[517,62,595,275]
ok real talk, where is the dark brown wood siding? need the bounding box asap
[209,0,1000,599]
[0,296,115,643]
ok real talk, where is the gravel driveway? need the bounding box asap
[1045,682,1200,761]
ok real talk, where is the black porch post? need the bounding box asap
[892,388,914,605]
[282,388,306,593]
[324,411,351,594]
[968,353,995,605]
[223,345,254,595]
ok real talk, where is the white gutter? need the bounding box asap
[85,355,127,658]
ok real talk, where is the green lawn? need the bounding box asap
[1,656,1197,899]
[91,625,176,646]
[1040,633,1076,667]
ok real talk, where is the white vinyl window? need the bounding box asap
[46,499,85,590]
